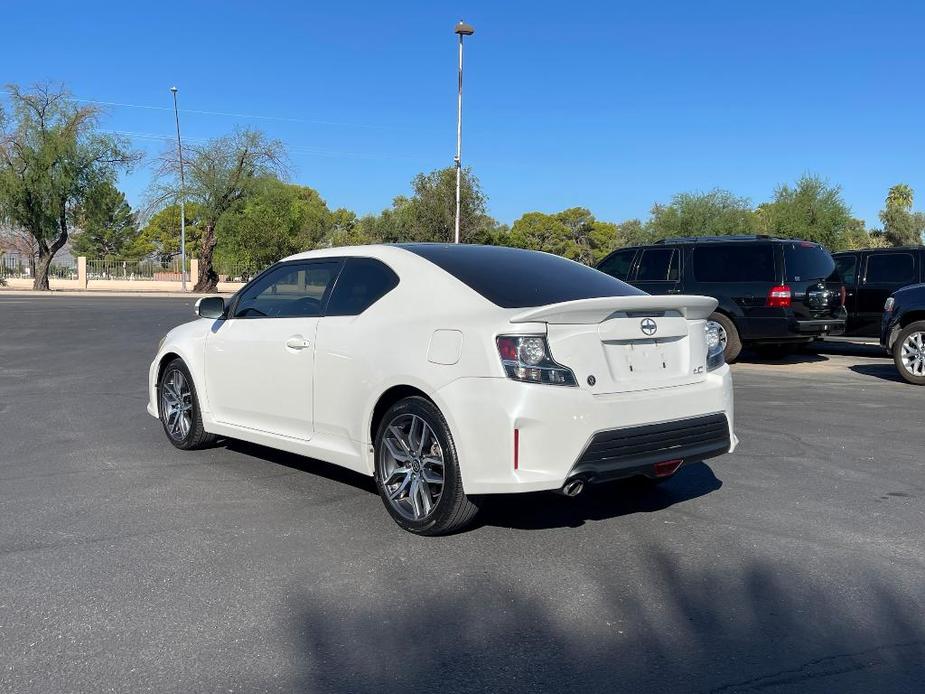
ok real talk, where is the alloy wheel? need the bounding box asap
[900,331,925,377]
[161,369,193,441]
[379,414,445,521]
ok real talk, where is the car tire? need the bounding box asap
[157,358,217,450]
[374,396,479,535]
[893,320,925,386]
[708,312,742,363]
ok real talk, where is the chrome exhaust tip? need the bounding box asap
[561,478,585,497]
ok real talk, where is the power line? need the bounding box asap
[76,98,393,130]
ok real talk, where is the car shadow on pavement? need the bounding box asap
[849,363,906,383]
[474,462,722,531]
[285,549,925,694]
[810,339,886,359]
[735,348,829,365]
[221,439,378,494]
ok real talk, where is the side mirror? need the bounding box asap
[196,296,225,319]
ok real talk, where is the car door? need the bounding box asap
[857,252,917,336]
[204,260,343,440]
[834,252,860,333]
[630,247,681,295]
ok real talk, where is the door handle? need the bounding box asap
[285,336,311,350]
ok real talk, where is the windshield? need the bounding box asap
[783,242,837,282]
[401,244,645,309]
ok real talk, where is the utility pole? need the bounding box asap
[454,20,475,244]
[170,86,187,290]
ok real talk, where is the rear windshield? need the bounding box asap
[692,244,775,283]
[783,242,836,282]
[400,244,645,309]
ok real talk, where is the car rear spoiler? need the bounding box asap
[510,295,718,325]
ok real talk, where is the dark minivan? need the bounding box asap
[596,235,846,362]
[833,247,925,337]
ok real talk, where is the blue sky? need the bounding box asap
[3,0,924,228]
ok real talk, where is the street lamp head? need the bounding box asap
[454,20,474,36]
[170,86,178,93]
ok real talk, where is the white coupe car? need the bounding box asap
[148,244,736,535]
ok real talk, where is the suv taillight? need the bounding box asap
[767,285,792,308]
[840,285,846,307]
[496,335,577,386]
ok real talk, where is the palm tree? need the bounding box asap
[886,183,914,209]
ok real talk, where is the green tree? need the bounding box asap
[134,203,203,263]
[0,84,138,289]
[646,189,755,240]
[880,183,925,247]
[71,182,138,258]
[507,208,636,264]
[886,183,914,209]
[322,208,382,247]
[756,175,853,249]
[362,167,498,244]
[215,178,333,273]
[152,128,286,291]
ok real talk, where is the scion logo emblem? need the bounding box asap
[640,318,658,336]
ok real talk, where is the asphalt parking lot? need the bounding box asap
[1,295,923,693]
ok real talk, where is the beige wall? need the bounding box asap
[3,277,245,293]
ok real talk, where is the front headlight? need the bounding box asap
[705,321,725,371]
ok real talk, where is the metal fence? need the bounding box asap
[86,258,189,282]
[213,260,262,283]
[0,256,76,280]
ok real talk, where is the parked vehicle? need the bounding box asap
[148,244,736,535]
[834,247,925,337]
[881,283,925,385]
[596,236,847,362]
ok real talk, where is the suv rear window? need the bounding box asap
[692,245,775,283]
[783,242,836,282]
[401,244,645,309]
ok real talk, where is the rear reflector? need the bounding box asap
[654,459,683,477]
[767,285,792,308]
[513,429,519,470]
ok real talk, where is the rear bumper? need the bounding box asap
[438,367,736,495]
[568,413,730,484]
[737,315,846,341]
[794,318,846,336]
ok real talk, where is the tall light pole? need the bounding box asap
[170,86,187,291]
[454,20,474,244]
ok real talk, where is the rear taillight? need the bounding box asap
[840,285,846,307]
[767,285,792,308]
[496,335,577,386]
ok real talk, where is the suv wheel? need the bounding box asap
[894,321,925,385]
[374,396,479,535]
[707,312,741,363]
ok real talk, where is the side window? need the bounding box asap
[325,257,399,316]
[233,261,341,318]
[865,253,915,285]
[597,249,637,280]
[834,255,858,285]
[636,248,678,282]
[692,245,775,283]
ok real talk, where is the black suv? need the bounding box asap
[833,247,925,337]
[881,282,925,385]
[596,235,847,361]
